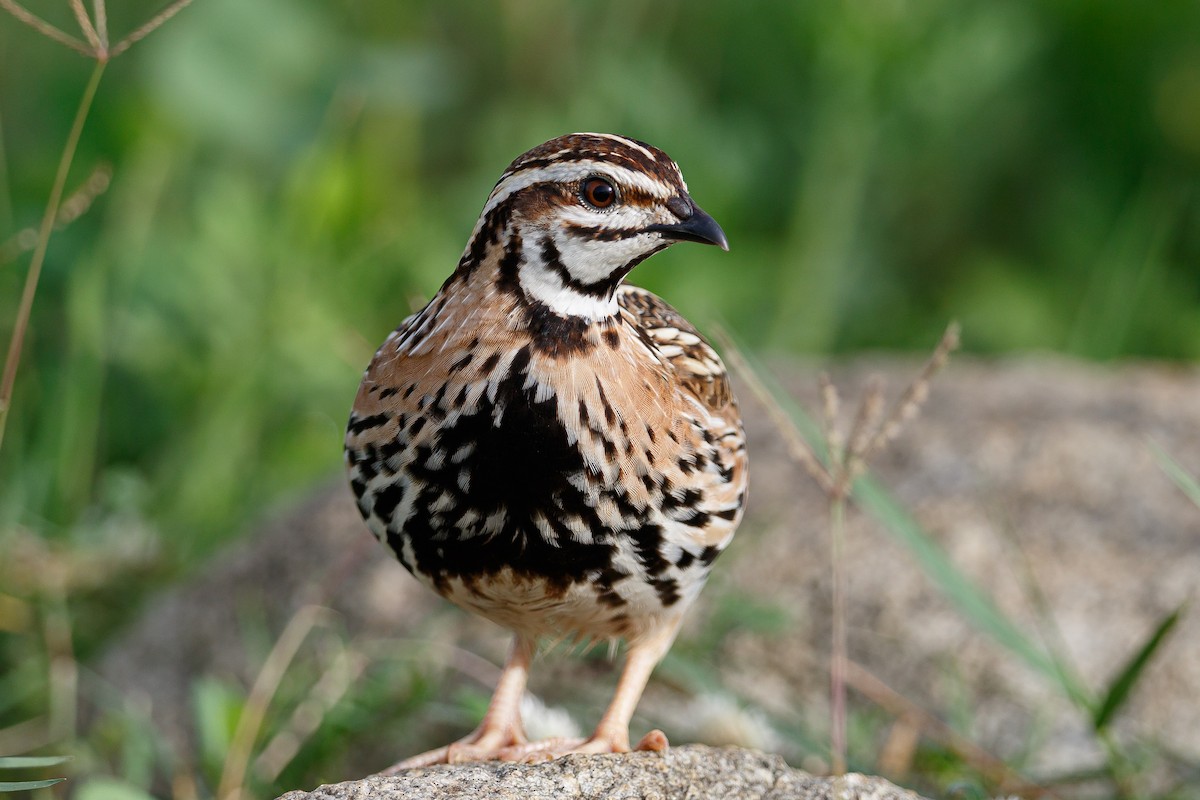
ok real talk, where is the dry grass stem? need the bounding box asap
[2,0,194,60]
[109,0,195,58]
[217,605,335,800]
[859,321,960,466]
[828,494,848,775]
[721,323,959,511]
[0,163,115,265]
[728,321,960,778]
[55,163,112,227]
[69,0,101,50]
[844,375,885,484]
[1,0,193,450]
[876,713,921,778]
[254,647,367,782]
[91,0,108,49]
[0,0,92,55]
[0,60,105,450]
[819,372,843,463]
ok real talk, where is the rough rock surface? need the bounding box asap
[95,357,1200,783]
[276,745,927,800]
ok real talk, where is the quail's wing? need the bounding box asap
[616,284,737,427]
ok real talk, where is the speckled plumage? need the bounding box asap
[345,133,747,767]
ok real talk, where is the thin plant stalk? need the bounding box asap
[253,647,367,783]
[0,0,91,55]
[69,0,101,51]
[829,492,848,775]
[1150,441,1200,509]
[0,0,195,451]
[720,322,958,779]
[0,60,106,451]
[91,0,108,49]
[108,0,194,59]
[1095,727,1136,799]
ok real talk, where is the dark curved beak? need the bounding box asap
[647,197,730,251]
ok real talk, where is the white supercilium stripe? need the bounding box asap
[487,162,675,218]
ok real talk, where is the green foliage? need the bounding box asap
[73,778,157,800]
[192,677,247,778]
[0,782,64,793]
[1093,605,1185,732]
[0,756,70,793]
[0,758,70,770]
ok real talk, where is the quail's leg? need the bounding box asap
[496,617,681,763]
[381,634,535,773]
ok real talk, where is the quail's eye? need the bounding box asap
[581,177,617,210]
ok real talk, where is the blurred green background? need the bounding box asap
[4,0,1200,554]
[1,0,1199,796]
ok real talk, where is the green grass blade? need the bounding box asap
[853,477,1094,709]
[1093,604,1185,731]
[1149,441,1200,510]
[0,779,66,791]
[0,756,72,768]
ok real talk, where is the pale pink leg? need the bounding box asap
[381,635,535,773]
[497,616,682,763]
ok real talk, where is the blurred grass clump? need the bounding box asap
[2,0,1200,798]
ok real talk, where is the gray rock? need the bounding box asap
[277,745,927,800]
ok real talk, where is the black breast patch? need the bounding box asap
[397,345,623,596]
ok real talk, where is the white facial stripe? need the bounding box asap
[517,248,620,320]
[485,162,676,218]
[552,227,656,276]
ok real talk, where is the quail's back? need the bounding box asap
[345,133,747,768]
